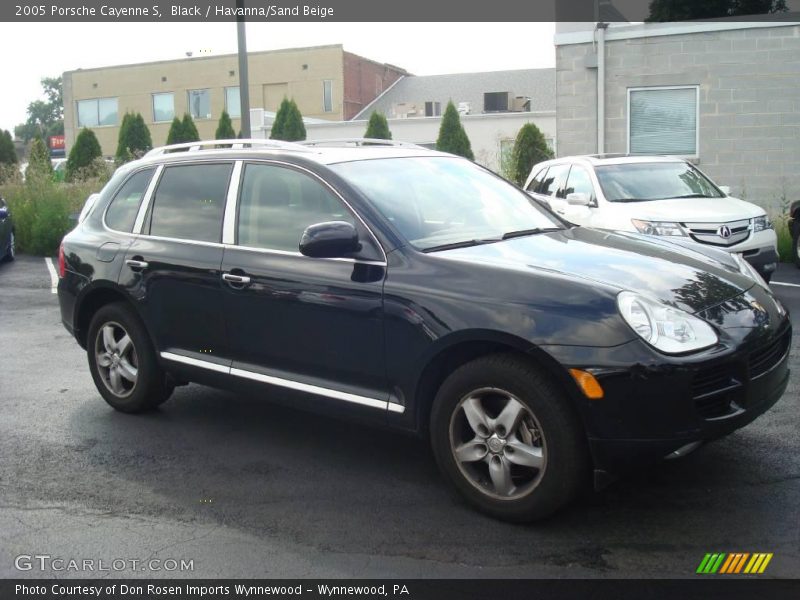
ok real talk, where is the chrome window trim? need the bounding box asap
[221,161,244,244]
[231,159,388,264]
[225,243,387,266]
[100,165,162,236]
[160,351,404,413]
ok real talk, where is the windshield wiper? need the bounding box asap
[670,193,715,199]
[422,238,501,253]
[501,227,562,240]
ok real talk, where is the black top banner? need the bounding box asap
[3,0,799,22]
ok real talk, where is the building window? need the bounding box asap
[323,80,333,112]
[484,92,510,113]
[225,87,241,118]
[628,86,698,156]
[152,93,174,122]
[424,102,441,117]
[187,89,211,120]
[77,97,118,127]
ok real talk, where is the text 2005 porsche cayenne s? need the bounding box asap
[58,139,791,521]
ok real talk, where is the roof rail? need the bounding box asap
[298,138,427,149]
[144,138,311,157]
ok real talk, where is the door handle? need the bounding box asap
[125,258,149,270]
[222,272,251,286]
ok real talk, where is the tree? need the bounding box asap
[65,129,102,182]
[27,137,53,181]
[0,130,18,165]
[436,101,474,160]
[509,123,554,186]
[215,111,236,139]
[14,76,64,142]
[647,0,786,21]
[269,98,290,140]
[181,113,200,143]
[116,113,152,162]
[270,98,306,141]
[364,112,392,140]
[166,117,184,145]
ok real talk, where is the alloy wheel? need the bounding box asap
[449,387,547,500]
[94,321,138,398]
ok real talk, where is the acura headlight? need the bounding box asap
[752,215,772,232]
[732,252,769,289]
[617,292,718,354]
[631,219,686,237]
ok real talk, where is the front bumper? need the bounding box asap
[548,286,792,483]
[742,245,779,278]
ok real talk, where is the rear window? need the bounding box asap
[147,163,232,242]
[105,168,154,232]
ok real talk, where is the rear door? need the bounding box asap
[119,161,233,369]
[220,161,390,410]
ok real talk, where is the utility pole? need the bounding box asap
[236,0,251,138]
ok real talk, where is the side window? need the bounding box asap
[526,167,548,192]
[540,164,569,197]
[563,166,595,199]
[105,168,155,232]
[237,163,355,252]
[148,163,232,242]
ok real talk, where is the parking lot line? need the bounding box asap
[44,257,58,294]
[771,281,800,289]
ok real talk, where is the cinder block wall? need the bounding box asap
[556,25,800,210]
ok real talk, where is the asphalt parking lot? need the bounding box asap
[1,255,798,579]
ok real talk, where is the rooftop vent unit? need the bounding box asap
[512,96,531,112]
[457,102,471,116]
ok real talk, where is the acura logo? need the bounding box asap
[717,225,732,239]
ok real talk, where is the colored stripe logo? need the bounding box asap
[697,553,773,574]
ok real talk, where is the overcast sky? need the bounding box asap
[0,22,556,134]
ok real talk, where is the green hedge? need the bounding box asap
[1,178,104,256]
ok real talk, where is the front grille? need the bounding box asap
[749,330,791,379]
[691,363,741,419]
[681,219,751,247]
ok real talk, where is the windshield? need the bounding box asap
[330,157,562,251]
[595,162,724,202]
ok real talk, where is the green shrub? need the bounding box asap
[1,177,104,255]
[27,137,54,181]
[773,213,793,263]
[436,101,474,160]
[66,129,102,182]
[270,98,306,141]
[215,111,236,140]
[0,130,17,166]
[510,123,553,186]
[116,112,152,163]
[181,114,200,142]
[365,112,392,140]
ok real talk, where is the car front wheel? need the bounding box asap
[87,302,173,412]
[794,228,800,268]
[430,354,589,522]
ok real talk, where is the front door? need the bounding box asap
[221,162,388,405]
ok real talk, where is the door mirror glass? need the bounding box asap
[566,192,591,206]
[719,185,731,195]
[299,221,360,258]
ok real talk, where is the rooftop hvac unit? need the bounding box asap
[512,96,531,112]
[457,102,471,116]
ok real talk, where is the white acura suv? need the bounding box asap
[524,155,778,282]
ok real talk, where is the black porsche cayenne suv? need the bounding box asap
[58,139,791,521]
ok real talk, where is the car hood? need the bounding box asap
[619,196,763,222]
[435,227,755,314]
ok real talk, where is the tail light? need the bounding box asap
[58,242,66,278]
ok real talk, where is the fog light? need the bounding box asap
[569,369,604,400]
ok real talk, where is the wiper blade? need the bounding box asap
[671,193,714,199]
[501,227,562,240]
[422,238,501,253]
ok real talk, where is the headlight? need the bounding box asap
[617,292,718,354]
[631,219,686,237]
[752,215,772,232]
[732,252,769,289]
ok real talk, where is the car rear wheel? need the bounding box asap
[87,303,173,413]
[430,354,589,522]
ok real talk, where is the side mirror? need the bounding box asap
[0,207,8,220]
[719,185,731,195]
[299,221,360,258]
[566,192,592,206]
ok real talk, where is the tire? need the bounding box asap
[3,231,14,262]
[793,229,800,269]
[87,302,173,413]
[430,354,589,522]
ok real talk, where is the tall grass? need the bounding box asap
[0,174,106,256]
